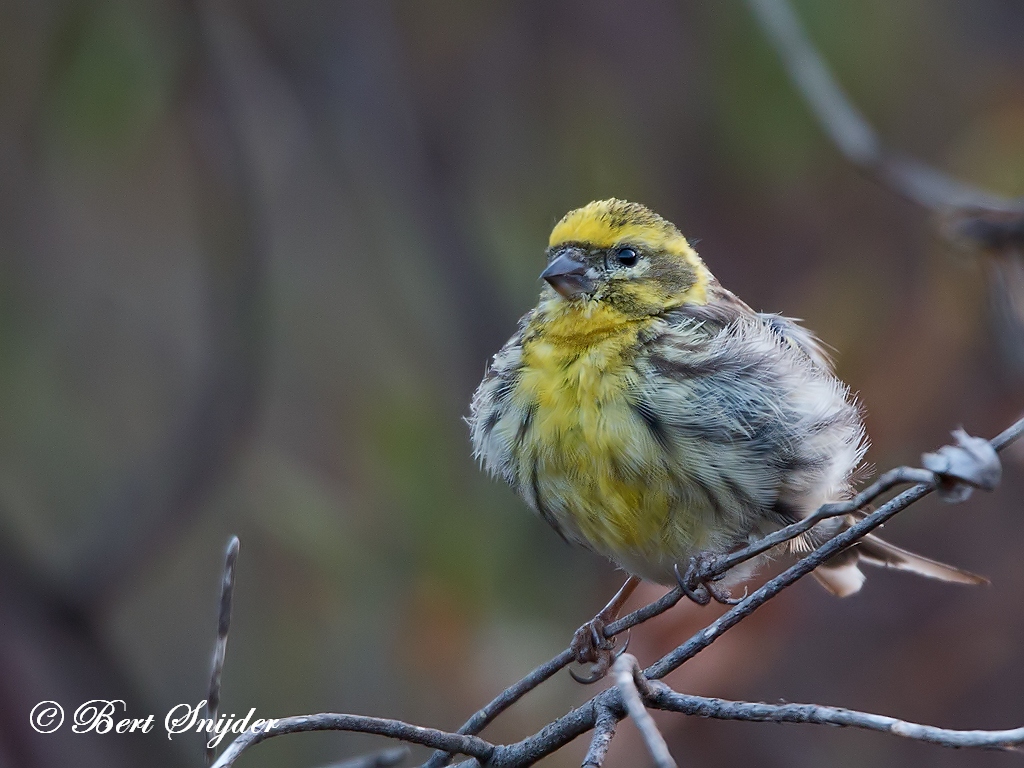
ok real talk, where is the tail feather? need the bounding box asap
[812,559,865,597]
[813,532,988,597]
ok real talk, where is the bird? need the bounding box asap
[468,199,985,668]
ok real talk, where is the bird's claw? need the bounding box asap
[674,555,740,606]
[569,620,630,684]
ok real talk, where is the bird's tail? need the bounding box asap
[812,531,988,598]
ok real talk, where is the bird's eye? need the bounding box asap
[614,247,639,267]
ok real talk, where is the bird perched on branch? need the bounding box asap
[469,199,984,671]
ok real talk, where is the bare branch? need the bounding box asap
[745,0,1024,219]
[482,417,1024,765]
[606,587,685,639]
[213,415,1024,768]
[689,465,935,585]
[320,746,410,768]
[650,688,1024,751]
[482,482,940,763]
[207,536,240,766]
[581,705,620,768]
[209,714,495,768]
[646,482,931,679]
[604,465,942,640]
[612,656,676,768]
[421,648,576,768]
[992,413,1024,450]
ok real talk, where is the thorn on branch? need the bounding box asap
[922,429,1002,502]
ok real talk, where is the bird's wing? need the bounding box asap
[756,312,834,370]
[641,293,865,528]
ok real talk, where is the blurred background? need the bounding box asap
[1,0,1022,766]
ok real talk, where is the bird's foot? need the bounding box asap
[569,576,639,684]
[675,554,745,606]
[569,617,630,684]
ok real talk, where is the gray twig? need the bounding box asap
[646,482,933,679]
[209,714,495,768]
[581,705,620,768]
[667,465,936,598]
[747,0,1024,370]
[319,746,411,768]
[612,656,677,768]
[206,536,240,766]
[479,418,1024,766]
[650,689,1024,750]
[421,649,577,768]
[745,0,1024,221]
[211,415,1024,768]
[602,464,938,638]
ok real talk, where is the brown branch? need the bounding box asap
[72,0,269,610]
[746,0,1024,379]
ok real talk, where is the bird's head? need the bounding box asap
[540,199,712,319]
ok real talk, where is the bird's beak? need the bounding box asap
[540,252,594,300]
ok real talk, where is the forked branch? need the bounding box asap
[206,415,1023,768]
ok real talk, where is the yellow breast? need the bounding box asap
[513,305,685,557]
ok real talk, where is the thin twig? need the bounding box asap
[645,482,933,679]
[991,414,1024,451]
[745,0,1024,217]
[220,416,1024,768]
[207,536,240,766]
[74,0,269,611]
[484,416,1024,765]
[209,714,495,768]
[650,688,1024,750]
[676,466,936,592]
[421,648,576,768]
[747,0,1024,337]
[612,656,677,768]
[582,705,620,768]
[320,746,411,768]
[605,587,685,639]
[603,466,937,640]
[493,498,894,763]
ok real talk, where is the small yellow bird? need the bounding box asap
[469,199,984,607]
